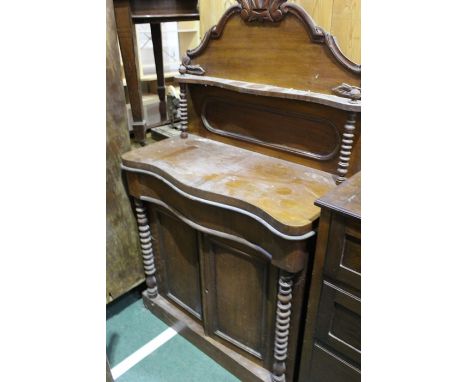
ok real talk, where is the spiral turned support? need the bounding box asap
[179,83,188,139]
[134,199,158,298]
[272,271,294,382]
[336,111,357,184]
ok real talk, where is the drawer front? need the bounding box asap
[323,215,361,292]
[309,342,360,382]
[315,281,361,365]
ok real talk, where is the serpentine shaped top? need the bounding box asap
[122,135,336,233]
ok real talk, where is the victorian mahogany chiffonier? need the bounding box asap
[121,1,361,381]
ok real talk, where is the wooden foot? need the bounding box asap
[132,120,147,145]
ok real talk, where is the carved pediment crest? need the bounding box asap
[238,0,288,22]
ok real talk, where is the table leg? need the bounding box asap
[113,0,147,144]
[150,22,168,123]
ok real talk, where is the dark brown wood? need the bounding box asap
[121,135,336,238]
[186,85,361,177]
[143,291,271,381]
[181,1,360,94]
[179,82,188,138]
[298,172,361,382]
[114,0,146,143]
[272,270,294,382]
[316,171,361,219]
[150,205,202,319]
[131,0,199,23]
[114,0,200,144]
[121,3,361,381]
[176,1,361,182]
[106,0,144,303]
[134,199,158,297]
[176,74,360,111]
[150,23,167,123]
[201,235,277,366]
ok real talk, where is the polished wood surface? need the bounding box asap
[107,0,144,303]
[298,172,361,382]
[122,135,336,233]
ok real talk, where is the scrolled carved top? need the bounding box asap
[238,0,288,22]
[178,0,360,83]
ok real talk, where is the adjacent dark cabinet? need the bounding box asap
[298,173,361,382]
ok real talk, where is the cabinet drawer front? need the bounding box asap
[315,281,361,364]
[309,342,360,382]
[324,215,361,292]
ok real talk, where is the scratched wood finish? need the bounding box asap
[125,169,312,274]
[106,0,144,303]
[122,135,336,234]
[188,12,360,95]
[121,3,361,381]
[298,172,361,382]
[177,74,361,111]
[127,192,311,380]
[199,0,360,63]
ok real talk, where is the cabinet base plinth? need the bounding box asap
[142,290,271,382]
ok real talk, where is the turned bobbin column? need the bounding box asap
[272,271,294,382]
[179,83,188,139]
[134,199,158,298]
[336,111,357,184]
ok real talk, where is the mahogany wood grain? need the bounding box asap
[121,3,361,381]
[187,11,360,95]
[176,74,361,112]
[186,86,361,177]
[122,135,336,234]
[125,170,311,273]
[151,206,203,319]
